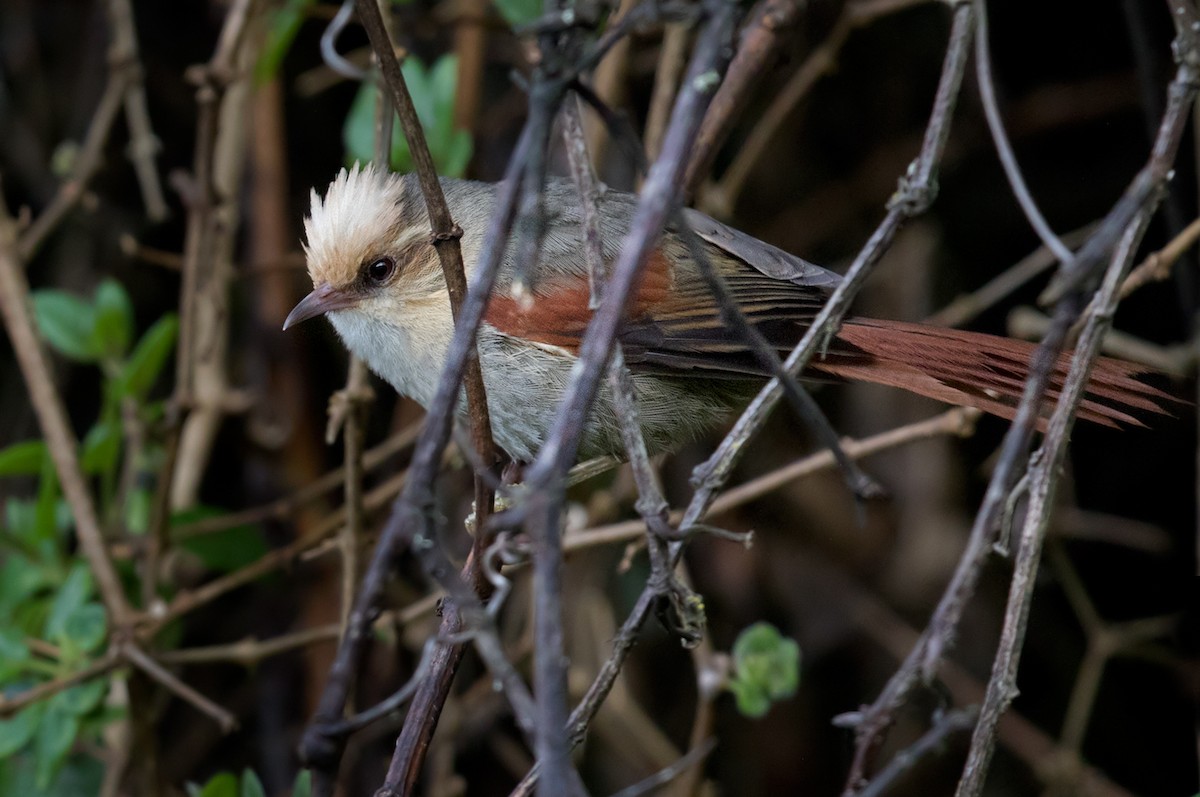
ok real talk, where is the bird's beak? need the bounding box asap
[283,282,358,330]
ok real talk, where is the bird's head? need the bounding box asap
[284,163,445,331]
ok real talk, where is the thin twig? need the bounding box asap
[17,64,129,260]
[352,0,497,482]
[301,118,537,788]
[0,649,122,717]
[155,0,256,531]
[850,7,1199,794]
[520,6,737,794]
[0,203,133,627]
[171,422,418,540]
[645,22,692,163]
[122,644,238,733]
[563,408,977,553]
[106,0,168,222]
[955,205,1167,797]
[686,0,975,539]
[925,224,1097,329]
[700,0,936,217]
[974,0,1072,263]
[857,708,977,797]
[608,738,718,797]
[684,0,805,194]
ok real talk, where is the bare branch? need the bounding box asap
[0,204,133,626]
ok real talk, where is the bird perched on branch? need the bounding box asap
[285,164,1169,463]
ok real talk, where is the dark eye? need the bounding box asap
[366,256,396,284]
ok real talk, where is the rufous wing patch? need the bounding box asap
[484,249,675,352]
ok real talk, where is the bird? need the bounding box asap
[284,163,1170,464]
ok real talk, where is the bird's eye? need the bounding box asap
[366,256,396,284]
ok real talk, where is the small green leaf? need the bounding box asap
[117,314,178,399]
[195,771,239,797]
[291,770,312,797]
[51,678,108,716]
[0,440,48,477]
[256,0,314,81]
[241,769,267,797]
[34,454,61,546]
[34,702,79,789]
[441,130,474,179]
[343,55,473,178]
[125,486,152,536]
[0,628,32,680]
[62,602,107,654]
[0,703,43,757]
[80,421,121,477]
[93,279,134,359]
[44,564,93,644]
[32,291,99,363]
[728,622,801,719]
[342,81,378,168]
[493,0,541,28]
[175,506,267,574]
[0,554,52,620]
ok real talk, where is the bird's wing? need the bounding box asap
[613,209,841,378]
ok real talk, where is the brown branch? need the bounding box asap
[685,0,975,538]
[171,422,418,540]
[353,0,497,483]
[925,224,1097,329]
[0,204,134,627]
[700,0,936,217]
[684,0,805,194]
[154,0,257,541]
[562,407,977,551]
[644,23,692,163]
[17,79,126,262]
[0,649,122,717]
[957,204,1185,794]
[122,644,237,733]
[106,0,168,222]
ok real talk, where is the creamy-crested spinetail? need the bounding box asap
[285,164,1167,463]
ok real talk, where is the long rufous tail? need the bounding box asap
[813,319,1173,428]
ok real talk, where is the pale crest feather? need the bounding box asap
[303,162,411,287]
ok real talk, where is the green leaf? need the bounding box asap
[0,703,43,757]
[51,678,108,716]
[33,454,61,546]
[80,421,121,477]
[241,769,267,797]
[34,702,79,789]
[194,771,239,797]
[0,440,47,477]
[93,279,134,360]
[175,506,267,574]
[0,554,52,622]
[62,602,107,654]
[117,314,178,399]
[493,0,541,28]
[256,0,314,81]
[728,622,801,719]
[32,291,99,363]
[125,486,152,536]
[44,564,93,645]
[0,628,32,680]
[440,130,473,179]
[342,81,377,168]
[343,55,473,178]
[291,769,312,797]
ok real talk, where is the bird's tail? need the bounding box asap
[811,318,1175,428]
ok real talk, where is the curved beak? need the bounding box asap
[283,282,359,330]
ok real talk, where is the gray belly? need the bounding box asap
[476,329,741,463]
